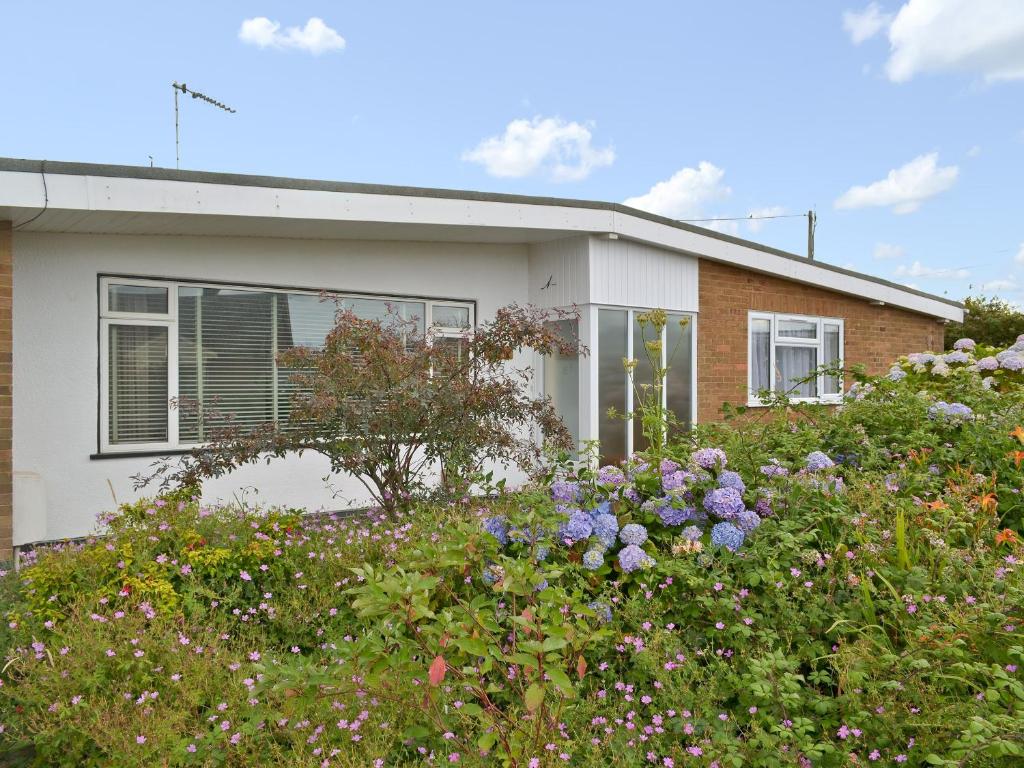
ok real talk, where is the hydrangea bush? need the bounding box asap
[0,339,1023,766]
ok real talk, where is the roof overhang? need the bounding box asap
[0,158,963,322]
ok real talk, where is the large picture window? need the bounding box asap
[99,277,473,453]
[748,311,844,405]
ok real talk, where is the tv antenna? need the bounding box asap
[172,81,236,169]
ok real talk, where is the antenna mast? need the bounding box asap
[172,82,237,169]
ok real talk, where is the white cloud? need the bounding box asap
[843,3,894,44]
[834,152,958,214]
[746,206,786,233]
[623,162,731,220]
[967,145,982,157]
[893,260,970,278]
[462,117,614,181]
[1016,243,1024,264]
[239,17,346,55]
[873,242,906,260]
[884,0,1024,83]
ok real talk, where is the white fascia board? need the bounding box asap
[609,210,963,323]
[0,170,961,322]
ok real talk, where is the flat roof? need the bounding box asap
[0,156,963,318]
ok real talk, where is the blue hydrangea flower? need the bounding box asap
[619,523,648,546]
[659,458,681,474]
[582,548,604,570]
[943,350,970,364]
[907,353,935,365]
[588,499,612,517]
[662,470,690,492]
[596,465,627,486]
[622,487,641,504]
[656,500,695,526]
[560,510,594,542]
[718,470,746,493]
[975,356,999,371]
[952,338,975,352]
[618,543,655,573]
[592,513,619,548]
[692,447,728,470]
[535,545,550,562]
[1000,355,1024,371]
[887,366,907,382]
[710,522,745,552]
[680,525,702,541]
[805,451,835,472]
[703,487,745,520]
[588,601,613,623]
[928,401,974,424]
[482,515,509,546]
[754,492,773,517]
[737,509,761,533]
[551,480,581,503]
[534,579,548,592]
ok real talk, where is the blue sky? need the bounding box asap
[2,1,1022,303]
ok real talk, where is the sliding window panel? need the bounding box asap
[108,324,169,444]
[666,314,694,434]
[824,322,842,396]
[775,345,818,398]
[631,314,658,453]
[598,309,628,465]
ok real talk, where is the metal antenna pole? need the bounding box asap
[174,86,180,169]
[172,81,235,171]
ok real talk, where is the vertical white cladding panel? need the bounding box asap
[527,236,590,309]
[589,237,699,312]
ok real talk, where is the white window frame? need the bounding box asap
[747,311,844,407]
[98,276,474,455]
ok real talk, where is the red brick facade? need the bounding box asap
[697,259,945,422]
[0,222,11,561]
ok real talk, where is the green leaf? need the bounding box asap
[525,682,545,712]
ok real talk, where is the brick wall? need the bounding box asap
[0,222,11,562]
[697,259,945,422]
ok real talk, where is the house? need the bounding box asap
[0,158,963,556]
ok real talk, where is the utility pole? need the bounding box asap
[807,209,816,260]
[172,82,236,170]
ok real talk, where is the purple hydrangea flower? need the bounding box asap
[754,493,773,517]
[659,458,681,474]
[737,509,761,533]
[596,465,627,486]
[622,487,641,504]
[662,470,690,492]
[759,460,789,478]
[943,350,970,364]
[703,487,745,519]
[692,447,728,470]
[592,513,619,548]
[710,522,745,552]
[681,525,702,541]
[907,353,935,365]
[551,480,580,503]
[1012,334,1024,352]
[482,516,509,546]
[805,451,835,472]
[619,523,648,546]
[717,470,746,493]
[928,401,974,424]
[952,338,976,352]
[582,549,604,571]
[976,356,999,371]
[1000,355,1024,371]
[618,544,655,573]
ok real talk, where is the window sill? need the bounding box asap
[746,398,843,408]
[90,448,194,460]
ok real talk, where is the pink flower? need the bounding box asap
[136,735,146,744]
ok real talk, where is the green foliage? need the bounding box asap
[946,296,1024,349]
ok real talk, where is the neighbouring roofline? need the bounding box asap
[0,157,963,315]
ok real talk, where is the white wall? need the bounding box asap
[12,232,530,542]
[589,236,698,312]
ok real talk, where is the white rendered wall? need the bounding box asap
[588,236,698,312]
[13,232,530,542]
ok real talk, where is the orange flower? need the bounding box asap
[1009,450,1024,469]
[995,529,1019,547]
[975,493,998,514]
[918,498,948,512]
[1011,425,1024,445]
